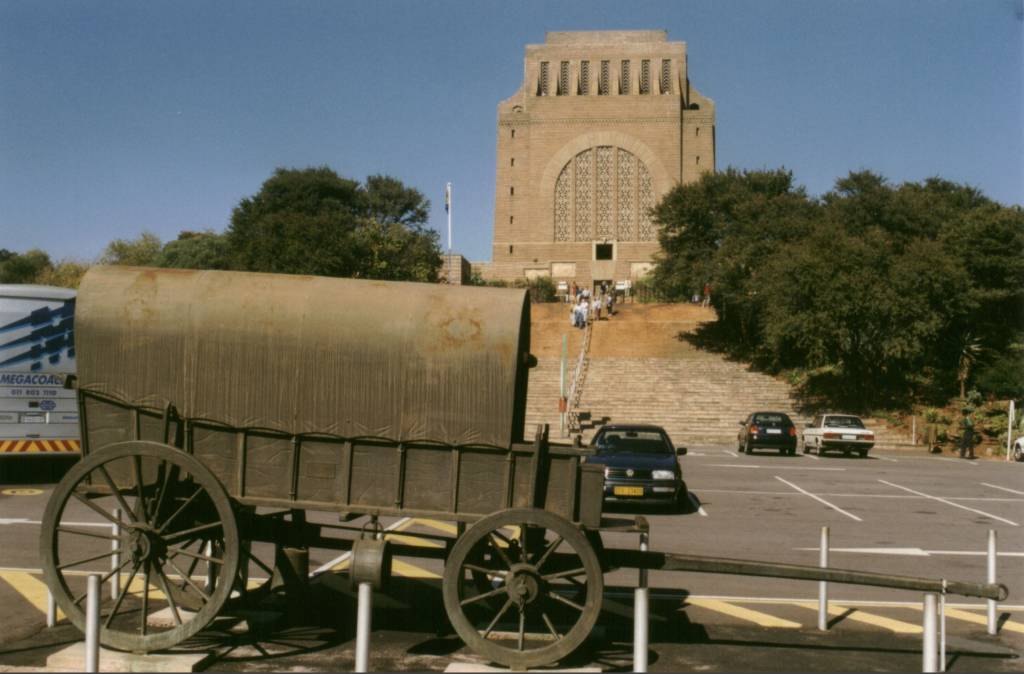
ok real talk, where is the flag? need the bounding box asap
[444,182,451,214]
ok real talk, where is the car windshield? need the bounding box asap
[753,413,788,424]
[824,416,865,429]
[594,430,671,455]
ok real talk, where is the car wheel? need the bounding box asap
[843,450,851,457]
[788,448,797,456]
[743,441,752,455]
[858,449,868,458]
[802,442,810,454]
[1014,443,1024,462]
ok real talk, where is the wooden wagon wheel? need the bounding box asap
[40,441,240,652]
[442,508,603,670]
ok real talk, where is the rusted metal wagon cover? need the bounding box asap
[75,266,531,447]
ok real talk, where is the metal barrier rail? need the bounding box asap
[565,318,593,433]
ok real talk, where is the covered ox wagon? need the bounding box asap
[41,266,1008,670]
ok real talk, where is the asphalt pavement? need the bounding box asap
[0,445,1021,671]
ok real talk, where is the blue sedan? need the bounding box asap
[586,424,688,512]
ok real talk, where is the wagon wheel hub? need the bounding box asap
[128,529,165,564]
[506,563,541,606]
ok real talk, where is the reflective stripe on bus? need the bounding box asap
[0,439,80,453]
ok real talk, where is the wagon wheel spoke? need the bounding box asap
[152,565,183,626]
[533,536,562,571]
[517,608,526,651]
[519,523,528,563]
[164,555,212,604]
[132,455,150,526]
[71,491,131,529]
[140,561,150,635]
[541,611,561,639]
[481,597,515,639]
[163,521,223,545]
[97,464,139,525]
[105,561,142,629]
[462,563,507,578]
[166,545,224,567]
[487,534,514,569]
[56,547,123,571]
[547,591,585,613]
[149,462,176,524]
[72,557,133,606]
[541,567,587,582]
[55,525,120,541]
[460,584,508,607]
[156,487,204,535]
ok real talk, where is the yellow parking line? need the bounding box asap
[0,571,63,620]
[390,558,440,579]
[686,598,801,628]
[414,519,459,535]
[797,602,921,633]
[908,605,1024,634]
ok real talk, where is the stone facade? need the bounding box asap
[485,30,715,288]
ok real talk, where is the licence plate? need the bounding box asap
[766,429,782,434]
[613,486,644,497]
[842,434,857,440]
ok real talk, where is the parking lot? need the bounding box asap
[0,446,1021,671]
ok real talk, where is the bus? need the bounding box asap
[0,284,79,456]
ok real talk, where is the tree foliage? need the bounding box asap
[157,230,231,270]
[0,249,53,283]
[651,169,1024,408]
[100,232,163,266]
[226,167,441,282]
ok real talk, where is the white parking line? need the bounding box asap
[722,450,740,458]
[804,452,820,460]
[982,482,1024,496]
[879,480,1019,527]
[691,488,1023,502]
[775,476,863,522]
[933,457,978,466]
[687,493,708,516]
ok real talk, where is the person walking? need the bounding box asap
[580,297,590,327]
[594,293,603,321]
[958,407,976,459]
[702,282,712,308]
[606,292,614,317]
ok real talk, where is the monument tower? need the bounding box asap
[484,30,715,288]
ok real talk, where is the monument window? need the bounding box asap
[553,146,656,243]
[558,61,570,95]
[509,245,514,255]
[510,216,514,224]
[599,60,610,95]
[620,60,631,94]
[695,127,700,137]
[510,186,515,196]
[511,128,515,139]
[539,61,550,96]
[640,60,651,94]
[510,157,515,166]
[660,59,671,94]
[579,60,590,94]
[595,244,614,261]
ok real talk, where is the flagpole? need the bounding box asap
[446,182,453,284]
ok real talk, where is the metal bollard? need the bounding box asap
[111,508,121,600]
[355,581,373,673]
[633,531,649,673]
[46,588,57,627]
[987,529,998,635]
[85,573,101,673]
[939,590,947,672]
[818,526,829,631]
[923,593,938,673]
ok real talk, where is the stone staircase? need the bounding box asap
[524,302,914,448]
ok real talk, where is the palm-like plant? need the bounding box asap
[956,332,984,400]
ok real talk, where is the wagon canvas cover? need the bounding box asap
[75,266,531,447]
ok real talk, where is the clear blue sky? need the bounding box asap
[2,1,1021,264]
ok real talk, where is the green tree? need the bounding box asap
[226,167,441,282]
[100,232,163,266]
[0,249,53,283]
[158,230,230,270]
[35,259,91,288]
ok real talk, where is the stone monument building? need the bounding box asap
[481,30,715,288]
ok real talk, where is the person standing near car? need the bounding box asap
[958,407,976,459]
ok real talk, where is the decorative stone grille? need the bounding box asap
[539,61,549,96]
[579,61,590,95]
[640,60,651,94]
[620,60,631,94]
[637,161,655,240]
[599,60,610,95]
[617,149,635,241]
[559,61,570,96]
[574,149,592,240]
[554,165,571,241]
[595,147,613,238]
[660,59,671,94]
[550,146,654,243]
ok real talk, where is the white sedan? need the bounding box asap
[802,414,875,458]
[1013,435,1024,462]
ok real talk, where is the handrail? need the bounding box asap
[565,317,593,433]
